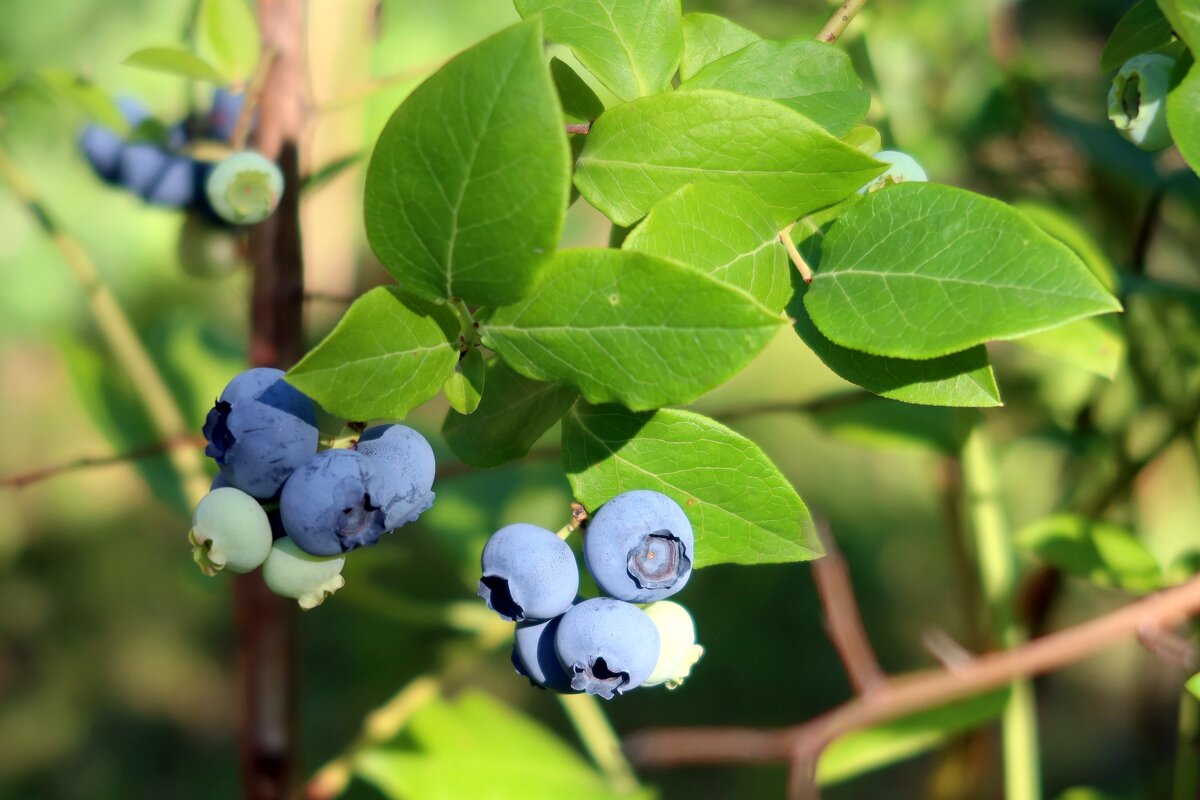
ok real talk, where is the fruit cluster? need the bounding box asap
[190,368,436,608]
[79,89,283,226]
[478,490,704,699]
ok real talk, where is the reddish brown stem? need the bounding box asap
[0,433,205,489]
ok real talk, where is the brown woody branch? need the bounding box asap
[0,433,206,490]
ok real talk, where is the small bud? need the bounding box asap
[1108,54,1175,151]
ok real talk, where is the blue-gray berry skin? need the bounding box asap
[209,89,246,142]
[584,490,694,603]
[118,143,171,196]
[280,449,396,556]
[356,424,436,531]
[79,97,148,182]
[554,598,661,699]
[512,614,579,694]
[143,156,197,207]
[478,524,578,622]
[202,368,318,498]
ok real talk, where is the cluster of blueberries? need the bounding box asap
[478,490,704,699]
[191,367,436,608]
[79,89,283,227]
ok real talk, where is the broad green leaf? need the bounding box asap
[198,0,261,82]
[1187,672,1200,700]
[287,288,459,421]
[36,70,129,132]
[1016,316,1125,378]
[364,19,570,306]
[484,249,784,411]
[514,0,682,101]
[790,281,1002,407]
[1102,0,1174,71]
[817,691,1009,785]
[622,183,791,311]
[550,58,604,124]
[443,360,577,467]
[1015,514,1162,593]
[1013,202,1118,292]
[805,183,1122,360]
[1157,0,1200,50]
[1168,56,1200,175]
[443,348,486,414]
[123,47,225,84]
[679,38,870,136]
[679,12,760,80]
[575,89,885,227]
[562,403,819,567]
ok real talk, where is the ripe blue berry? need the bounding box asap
[356,424,436,531]
[79,97,147,182]
[858,150,928,194]
[554,598,661,699]
[584,490,694,603]
[202,368,319,498]
[143,156,197,207]
[279,449,396,556]
[478,524,578,622]
[189,486,273,575]
[1108,54,1175,151]
[262,537,346,609]
[205,151,284,225]
[512,614,579,693]
[118,143,172,196]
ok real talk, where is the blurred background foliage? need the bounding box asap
[0,0,1199,798]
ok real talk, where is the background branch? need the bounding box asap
[816,0,869,44]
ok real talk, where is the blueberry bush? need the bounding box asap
[4,0,1200,799]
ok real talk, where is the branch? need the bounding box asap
[566,122,591,135]
[627,572,1200,770]
[0,434,207,490]
[816,0,869,45]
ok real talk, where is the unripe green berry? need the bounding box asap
[858,150,928,195]
[205,150,284,225]
[189,487,273,576]
[1108,54,1175,151]
[642,600,703,689]
[262,537,346,609]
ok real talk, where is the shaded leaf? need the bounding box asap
[1102,0,1175,71]
[124,47,225,83]
[550,58,604,124]
[1015,514,1162,593]
[443,348,486,415]
[198,0,261,82]
[679,12,760,80]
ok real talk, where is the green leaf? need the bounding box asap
[197,0,261,82]
[123,47,226,84]
[484,248,784,411]
[804,183,1122,360]
[1186,672,1200,700]
[842,125,883,154]
[364,19,570,306]
[1168,55,1200,176]
[790,280,1002,407]
[622,183,791,311]
[1015,514,1163,593]
[550,58,604,124]
[679,38,869,136]
[576,89,883,227]
[1157,0,1200,51]
[36,70,129,132]
[679,12,760,81]
[287,288,459,421]
[1102,0,1175,71]
[443,348,486,415]
[1012,202,1118,292]
[563,403,820,567]
[443,360,577,467]
[514,0,682,101]
[817,691,1009,785]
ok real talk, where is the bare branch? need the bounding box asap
[816,0,869,45]
[0,434,208,490]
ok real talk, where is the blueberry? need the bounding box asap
[478,523,578,622]
[144,156,197,207]
[857,150,928,194]
[355,424,436,532]
[202,367,318,498]
[117,143,172,196]
[642,600,704,689]
[583,490,694,603]
[189,486,273,575]
[262,537,346,609]
[1108,54,1175,151]
[512,613,579,693]
[279,449,396,556]
[205,150,284,225]
[79,126,125,182]
[554,598,661,699]
[209,88,246,142]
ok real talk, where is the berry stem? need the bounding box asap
[558,693,642,796]
[779,224,814,284]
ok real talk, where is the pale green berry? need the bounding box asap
[189,487,273,576]
[858,150,928,194]
[1108,54,1175,152]
[205,150,284,225]
[262,537,346,610]
[642,600,704,689]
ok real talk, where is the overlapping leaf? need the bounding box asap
[484,248,784,411]
[679,12,760,80]
[1168,54,1200,176]
[1015,514,1162,593]
[364,19,570,306]
[1101,0,1174,71]
[562,403,819,567]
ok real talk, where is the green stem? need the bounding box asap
[558,693,641,796]
[1175,670,1200,800]
[0,143,209,506]
[963,422,1041,800]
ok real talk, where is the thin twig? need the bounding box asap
[566,122,591,135]
[810,519,886,695]
[0,434,207,489]
[816,0,870,44]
